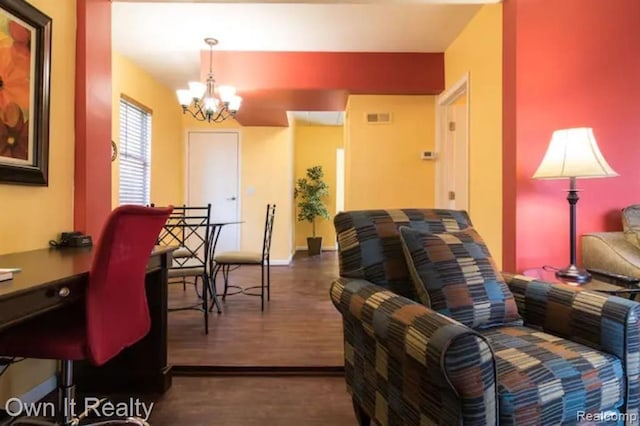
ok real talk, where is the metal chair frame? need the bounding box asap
[211,204,276,311]
[158,204,221,334]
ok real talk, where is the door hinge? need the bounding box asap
[448,121,456,131]
[448,191,456,201]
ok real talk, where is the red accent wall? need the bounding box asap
[208,51,444,126]
[74,0,112,238]
[503,0,640,271]
[211,51,444,93]
[502,0,518,272]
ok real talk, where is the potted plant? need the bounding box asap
[294,165,330,256]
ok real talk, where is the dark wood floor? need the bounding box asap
[167,251,344,367]
[149,376,355,426]
[0,253,353,426]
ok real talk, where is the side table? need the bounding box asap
[522,267,640,300]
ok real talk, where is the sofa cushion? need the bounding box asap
[622,205,640,248]
[333,209,472,301]
[481,326,625,425]
[399,226,521,329]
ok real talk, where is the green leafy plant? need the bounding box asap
[294,165,330,237]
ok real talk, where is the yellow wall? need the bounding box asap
[183,117,294,261]
[0,0,76,255]
[344,95,436,210]
[445,4,503,266]
[111,52,184,207]
[241,127,293,260]
[294,123,343,249]
[0,0,75,401]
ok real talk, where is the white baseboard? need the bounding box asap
[270,254,292,266]
[295,245,337,251]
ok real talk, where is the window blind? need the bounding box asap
[119,98,151,206]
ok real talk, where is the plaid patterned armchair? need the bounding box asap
[330,209,640,425]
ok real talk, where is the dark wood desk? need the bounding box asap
[0,246,174,394]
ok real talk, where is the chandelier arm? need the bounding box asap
[208,109,223,123]
[182,104,206,122]
[193,101,208,121]
[209,108,237,123]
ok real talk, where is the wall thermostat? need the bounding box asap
[421,151,437,160]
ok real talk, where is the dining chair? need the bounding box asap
[212,204,276,311]
[0,205,172,426]
[157,204,221,334]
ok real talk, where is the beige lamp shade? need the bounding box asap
[533,127,618,179]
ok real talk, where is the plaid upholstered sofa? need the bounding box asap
[330,209,640,425]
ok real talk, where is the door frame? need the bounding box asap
[434,73,470,210]
[184,129,242,247]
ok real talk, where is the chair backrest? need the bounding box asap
[86,205,172,365]
[159,204,211,268]
[262,204,276,260]
[622,205,640,232]
[333,208,472,301]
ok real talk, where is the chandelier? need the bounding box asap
[176,38,242,123]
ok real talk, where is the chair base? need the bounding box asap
[212,263,271,311]
[240,285,267,297]
[166,274,219,334]
[218,284,243,297]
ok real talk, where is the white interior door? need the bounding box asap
[187,131,240,253]
[435,74,470,211]
[441,102,469,211]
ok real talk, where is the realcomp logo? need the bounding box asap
[577,410,639,423]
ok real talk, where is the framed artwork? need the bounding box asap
[0,0,51,185]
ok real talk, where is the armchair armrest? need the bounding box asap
[330,277,497,425]
[503,272,640,415]
[582,232,640,278]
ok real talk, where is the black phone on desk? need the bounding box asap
[50,231,93,248]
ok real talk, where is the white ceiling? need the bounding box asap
[289,111,345,126]
[112,1,488,93]
[112,1,499,125]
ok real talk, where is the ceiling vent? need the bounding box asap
[365,112,391,124]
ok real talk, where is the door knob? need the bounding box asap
[226,197,236,201]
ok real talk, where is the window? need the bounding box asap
[119,97,151,205]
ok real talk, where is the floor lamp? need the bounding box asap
[533,127,618,284]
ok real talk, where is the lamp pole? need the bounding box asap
[567,176,578,266]
[555,176,591,283]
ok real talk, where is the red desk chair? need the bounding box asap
[0,205,172,425]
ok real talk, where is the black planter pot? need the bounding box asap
[307,237,323,256]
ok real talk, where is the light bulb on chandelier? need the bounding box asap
[176,38,242,123]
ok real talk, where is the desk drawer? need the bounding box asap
[0,278,84,332]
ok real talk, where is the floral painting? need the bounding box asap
[0,1,50,186]
[0,15,32,164]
